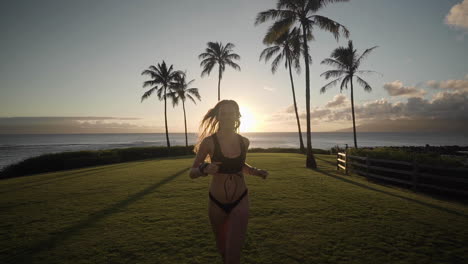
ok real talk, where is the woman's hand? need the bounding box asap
[250,166,268,179]
[257,169,269,179]
[204,162,222,175]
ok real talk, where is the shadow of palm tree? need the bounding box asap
[315,167,468,219]
[5,167,190,263]
[0,163,133,194]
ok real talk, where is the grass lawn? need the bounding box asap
[1,153,467,264]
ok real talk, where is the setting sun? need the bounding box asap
[239,106,257,132]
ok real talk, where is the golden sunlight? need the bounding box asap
[239,106,257,132]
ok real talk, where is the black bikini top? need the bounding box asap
[211,133,246,174]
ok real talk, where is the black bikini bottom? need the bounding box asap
[209,189,248,214]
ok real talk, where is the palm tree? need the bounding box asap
[198,42,241,101]
[255,0,350,169]
[259,28,307,153]
[167,72,201,153]
[141,61,180,150]
[320,40,378,149]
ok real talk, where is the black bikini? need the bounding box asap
[209,133,248,214]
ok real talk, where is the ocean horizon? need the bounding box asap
[1,132,467,170]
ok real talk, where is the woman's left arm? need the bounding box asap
[241,137,268,179]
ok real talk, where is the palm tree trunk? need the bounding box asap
[164,87,171,151]
[182,100,188,153]
[302,26,317,169]
[217,65,221,101]
[350,76,358,149]
[287,58,305,153]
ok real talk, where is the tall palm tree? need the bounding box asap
[259,28,307,153]
[320,40,378,149]
[141,61,180,150]
[198,41,241,101]
[255,0,350,169]
[167,72,201,153]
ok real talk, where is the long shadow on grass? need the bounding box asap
[315,156,336,167]
[4,167,190,264]
[0,162,134,194]
[316,167,468,219]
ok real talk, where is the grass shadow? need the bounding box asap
[315,167,468,219]
[4,167,190,264]
[0,163,133,194]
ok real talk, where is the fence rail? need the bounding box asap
[337,152,468,196]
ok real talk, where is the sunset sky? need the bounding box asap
[1,0,467,133]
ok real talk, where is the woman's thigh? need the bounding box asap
[225,195,250,251]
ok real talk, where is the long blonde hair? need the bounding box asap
[193,100,241,153]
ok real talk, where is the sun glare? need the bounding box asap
[239,106,257,132]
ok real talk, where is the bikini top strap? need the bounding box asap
[238,134,245,156]
[211,134,222,157]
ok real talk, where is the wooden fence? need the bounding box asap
[337,152,468,196]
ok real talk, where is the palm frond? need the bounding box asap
[225,60,241,71]
[321,58,347,69]
[320,70,347,80]
[255,9,284,25]
[356,76,372,92]
[259,46,281,62]
[141,87,157,102]
[166,91,180,107]
[355,45,378,65]
[186,94,197,105]
[200,61,216,77]
[340,75,351,92]
[263,16,296,44]
[307,0,351,12]
[320,77,343,94]
[355,70,382,77]
[142,80,157,88]
[224,42,236,51]
[312,15,349,40]
[141,69,156,77]
[270,53,283,74]
[225,53,240,60]
[156,87,164,100]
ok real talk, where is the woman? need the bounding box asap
[189,100,269,264]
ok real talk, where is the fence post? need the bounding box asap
[345,150,348,175]
[412,160,419,191]
[366,155,370,178]
[336,152,339,171]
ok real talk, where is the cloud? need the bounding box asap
[426,79,468,92]
[285,105,295,114]
[267,90,468,124]
[263,85,275,92]
[383,80,426,97]
[445,0,468,30]
[0,116,162,134]
[325,94,348,108]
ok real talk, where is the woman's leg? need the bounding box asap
[209,200,228,262]
[225,195,249,264]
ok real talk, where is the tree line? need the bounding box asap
[141,0,379,169]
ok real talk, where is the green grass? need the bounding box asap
[1,153,467,264]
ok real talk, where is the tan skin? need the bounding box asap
[189,103,268,264]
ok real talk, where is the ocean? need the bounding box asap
[1,132,467,169]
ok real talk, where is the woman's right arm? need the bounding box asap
[189,138,210,179]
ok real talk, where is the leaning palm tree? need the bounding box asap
[141,61,180,150]
[320,40,378,149]
[167,72,201,153]
[255,0,350,169]
[259,28,307,153]
[198,42,241,101]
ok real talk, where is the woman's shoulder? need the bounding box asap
[238,134,250,146]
